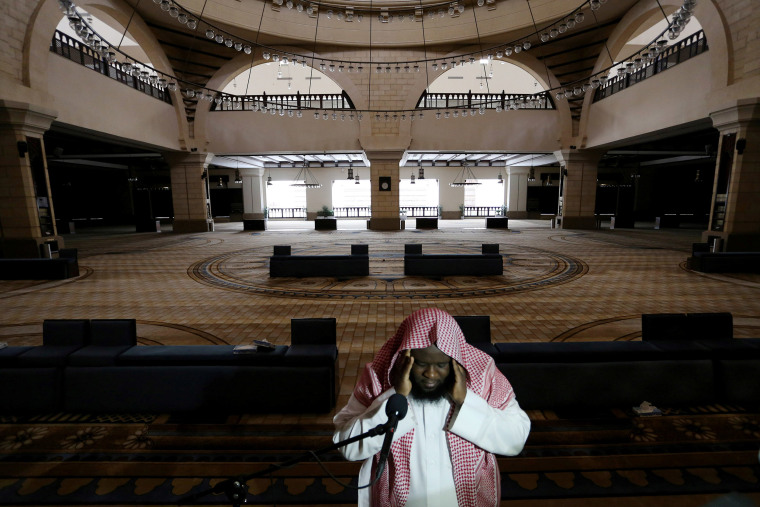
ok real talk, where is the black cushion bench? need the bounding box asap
[486,217,509,229]
[3,318,339,415]
[404,243,503,276]
[269,244,369,277]
[0,257,79,279]
[688,251,760,273]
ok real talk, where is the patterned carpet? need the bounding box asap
[0,406,758,505]
[1,220,760,505]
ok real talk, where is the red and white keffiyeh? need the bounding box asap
[353,307,514,507]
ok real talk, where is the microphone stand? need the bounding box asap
[177,420,395,507]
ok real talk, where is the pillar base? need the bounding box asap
[440,211,461,220]
[173,219,213,233]
[368,218,402,231]
[505,211,528,219]
[1,236,65,259]
[243,213,266,220]
[561,216,599,230]
[702,231,760,252]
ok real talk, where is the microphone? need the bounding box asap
[376,393,408,479]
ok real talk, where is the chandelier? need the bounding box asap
[450,162,481,187]
[291,159,322,188]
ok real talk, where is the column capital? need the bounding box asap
[163,151,214,167]
[553,148,604,167]
[710,97,760,132]
[363,149,406,162]
[239,166,265,177]
[0,100,57,136]
[506,166,530,176]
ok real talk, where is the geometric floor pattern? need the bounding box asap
[2,219,760,506]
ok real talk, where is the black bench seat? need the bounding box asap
[404,243,503,276]
[269,244,369,277]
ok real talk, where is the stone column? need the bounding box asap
[366,150,404,230]
[0,100,60,258]
[239,166,266,219]
[164,152,214,233]
[707,98,760,251]
[506,166,530,218]
[554,149,603,230]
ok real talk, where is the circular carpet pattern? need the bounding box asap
[189,239,588,299]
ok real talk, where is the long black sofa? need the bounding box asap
[0,318,338,415]
[454,313,760,411]
[404,243,503,276]
[0,257,79,280]
[688,249,760,273]
[269,244,369,277]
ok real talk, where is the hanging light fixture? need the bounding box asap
[418,162,425,180]
[217,177,224,188]
[410,171,416,184]
[355,172,360,184]
[234,168,242,184]
[291,158,321,188]
[347,164,354,180]
[266,167,273,186]
[528,168,536,182]
[450,161,481,187]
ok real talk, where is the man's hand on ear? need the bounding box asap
[392,349,414,397]
[449,361,467,408]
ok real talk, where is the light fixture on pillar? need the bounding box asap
[291,158,321,188]
[450,161,481,187]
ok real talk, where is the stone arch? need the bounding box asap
[577,0,730,143]
[28,0,191,145]
[195,47,367,142]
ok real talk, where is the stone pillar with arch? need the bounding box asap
[0,100,62,258]
[707,98,760,251]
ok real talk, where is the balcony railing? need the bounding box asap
[211,91,355,112]
[49,30,172,105]
[334,206,371,218]
[463,206,504,217]
[267,207,307,219]
[593,30,708,102]
[401,206,440,217]
[417,91,554,110]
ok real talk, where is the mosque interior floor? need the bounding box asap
[1,219,759,506]
[2,218,759,425]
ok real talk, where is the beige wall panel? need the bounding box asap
[205,112,363,153]
[408,110,561,152]
[585,56,712,148]
[46,56,181,149]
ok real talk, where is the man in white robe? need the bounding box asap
[333,308,531,506]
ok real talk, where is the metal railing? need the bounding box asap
[211,91,355,111]
[267,207,307,218]
[593,30,708,102]
[49,30,172,105]
[417,91,554,110]
[401,206,440,217]
[334,206,371,218]
[463,206,504,217]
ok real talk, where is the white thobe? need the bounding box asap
[333,388,531,506]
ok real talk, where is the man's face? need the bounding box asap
[409,345,452,401]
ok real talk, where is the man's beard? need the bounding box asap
[409,372,455,403]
